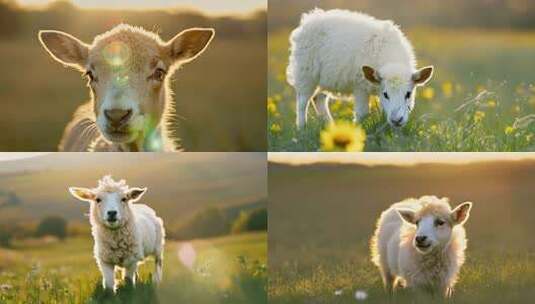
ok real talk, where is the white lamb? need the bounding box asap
[370,196,472,297]
[287,9,434,129]
[69,175,165,291]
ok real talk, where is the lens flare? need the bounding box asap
[178,243,197,270]
[102,41,130,67]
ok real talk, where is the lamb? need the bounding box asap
[370,196,472,297]
[287,9,434,129]
[38,24,215,151]
[69,175,165,290]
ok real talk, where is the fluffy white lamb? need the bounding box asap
[370,196,472,297]
[287,9,434,129]
[69,175,165,290]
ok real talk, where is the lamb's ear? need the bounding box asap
[451,202,472,225]
[68,187,95,203]
[127,187,147,202]
[38,30,89,70]
[412,66,434,85]
[164,28,214,64]
[362,65,381,84]
[396,208,417,224]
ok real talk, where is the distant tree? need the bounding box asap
[0,226,12,247]
[173,207,231,240]
[35,216,68,240]
[231,208,267,234]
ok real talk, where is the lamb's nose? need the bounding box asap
[104,109,132,127]
[390,117,403,127]
[415,236,427,243]
[107,211,117,219]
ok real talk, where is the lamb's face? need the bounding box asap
[69,185,147,230]
[397,202,472,254]
[87,36,167,145]
[38,24,214,147]
[362,65,434,127]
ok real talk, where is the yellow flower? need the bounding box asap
[320,121,366,152]
[421,87,435,100]
[267,98,277,115]
[512,105,521,113]
[504,126,515,135]
[368,95,380,112]
[442,81,453,98]
[270,123,282,134]
[476,85,485,93]
[430,124,438,133]
[486,100,497,108]
[473,111,485,123]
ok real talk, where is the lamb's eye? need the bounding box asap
[84,70,96,82]
[405,91,411,99]
[415,220,420,225]
[95,198,101,203]
[151,68,166,82]
[121,197,127,203]
[435,219,445,226]
[383,92,389,100]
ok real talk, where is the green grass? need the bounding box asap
[0,233,267,304]
[268,161,535,303]
[268,29,535,151]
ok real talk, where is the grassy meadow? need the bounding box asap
[268,28,535,151]
[0,233,267,304]
[268,159,535,303]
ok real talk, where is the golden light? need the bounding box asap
[268,152,535,166]
[16,0,266,15]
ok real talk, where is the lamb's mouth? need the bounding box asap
[103,129,136,143]
[416,243,431,250]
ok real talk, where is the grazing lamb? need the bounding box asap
[69,175,165,290]
[39,24,215,151]
[370,196,472,297]
[287,9,434,129]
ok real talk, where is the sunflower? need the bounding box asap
[320,121,366,152]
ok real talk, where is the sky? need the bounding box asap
[16,0,266,14]
[268,152,535,166]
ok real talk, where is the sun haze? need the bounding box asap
[16,0,266,15]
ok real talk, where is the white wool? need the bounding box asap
[86,176,165,290]
[370,196,469,297]
[287,9,427,128]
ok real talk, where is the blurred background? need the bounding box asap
[268,0,535,152]
[269,153,535,303]
[0,152,267,303]
[0,0,266,152]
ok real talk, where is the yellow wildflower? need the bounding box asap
[473,111,485,123]
[476,85,485,93]
[320,121,366,152]
[504,126,515,135]
[442,81,453,98]
[270,123,282,134]
[369,95,380,112]
[430,124,438,133]
[421,87,435,100]
[267,98,277,115]
[486,100,497,108]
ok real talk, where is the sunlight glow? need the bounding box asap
[16,0,266,15]
[269,152,535,166]
[0,153,49,162]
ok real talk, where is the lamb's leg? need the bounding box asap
[353,90,370,123]
[381,269,395,294]
[124,263,138,286]
[295,88,315,130]
[100,263,115,291]
[154,253,164,284]
[312,93,333,123]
